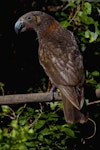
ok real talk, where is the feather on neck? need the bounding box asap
[41,22,59,37]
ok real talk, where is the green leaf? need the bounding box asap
[19,117,27,126]
[11,129,18,138]
[11,120,18,129]
[61,126,76,138]
[0,144,10,150]
[0,129,2,134]
[85,30,90,38]
[97,7,100,15]
[87,79,97,87]
[65,128,76,138]
[26,142,35,147]
[62,1,76,11]
[60,20,70,28]
[85,30,98,43]
[96,84,100,88]
[61,139,66,145]
[89,32,98,43]
[1,105,11,113]
[78,11,94,25]
[28,128,34,134]
[45,138,52,145]
[50,102,58,110]
[91,71,100,77]
[83,2,92,15]
[3,128,9,137]
[0,82,4,89]
[16,105,26,115]
[17,144,28,150]
[38,134,43,141]
[40,128,51,136]
[47,113,58,121]
[34,120,45,130]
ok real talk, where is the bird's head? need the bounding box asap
[14,11,59,37]
[14,11,43,34]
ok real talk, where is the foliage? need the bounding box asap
[0,103,78,150]
[56,1,100,43]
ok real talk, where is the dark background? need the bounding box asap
[0,0,49,94]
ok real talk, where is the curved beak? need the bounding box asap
[14,19,26,34]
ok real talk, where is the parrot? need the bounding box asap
[14,11,88,124]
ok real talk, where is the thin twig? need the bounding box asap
[81,117,97,144]
[16,104,27,120]
[85,118,97,140]
[87,99,100,106]
[69,5,81,24]
[29,103,43,128]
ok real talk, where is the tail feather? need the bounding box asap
[60,85,84,110]
[61,93,88,124]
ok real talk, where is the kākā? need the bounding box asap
[14,11,88,124]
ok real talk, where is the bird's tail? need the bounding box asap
[61,93,88,124]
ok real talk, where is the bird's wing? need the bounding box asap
[39,42,85,85]
[39,43,85,109]
[53,46,85,110]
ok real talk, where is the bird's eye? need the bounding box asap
[26,16,32,21]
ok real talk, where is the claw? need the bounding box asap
[49,86,57,102]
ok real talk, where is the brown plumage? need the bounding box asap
[14,11,88,124]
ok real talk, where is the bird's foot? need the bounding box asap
[50,86,61,102]
[50,86,57,102]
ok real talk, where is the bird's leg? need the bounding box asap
[47,80,60,102]
[50,84,57,102]
[50,84,62,103]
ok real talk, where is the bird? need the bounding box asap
[14,11,89,124]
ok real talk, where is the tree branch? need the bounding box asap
[0,89,100,105]
[0,92,61,104]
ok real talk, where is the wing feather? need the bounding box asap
[39,42,85,109]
